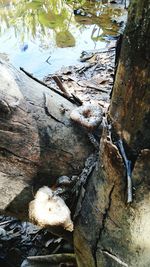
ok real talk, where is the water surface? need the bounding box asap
[0,0,126,78]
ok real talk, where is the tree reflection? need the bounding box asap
[0,0,124,49]
[0,0,77,48]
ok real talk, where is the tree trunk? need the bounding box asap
[74,1,150,266]
[109,0,150,153]
[0,61,93,219]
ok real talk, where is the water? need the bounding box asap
[0,0,126,78]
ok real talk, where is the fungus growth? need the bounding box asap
[70,104,103,131]
[29,186,74,232]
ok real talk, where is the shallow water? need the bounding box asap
[0,0,126,78]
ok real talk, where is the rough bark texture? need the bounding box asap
[109,0,150,153]
[74,1,150,266]
[74,138,150,267]
[0,60,93,219]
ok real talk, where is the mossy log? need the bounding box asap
[74,1,150,266]
[0,60,93,219]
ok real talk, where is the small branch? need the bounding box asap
[20,67,57,91]
[20,67,76,105]
[53,75,82,106]
[53,75,71,97]
[77,63,95,74]
[71,93,83,106]
[87,85,108,93]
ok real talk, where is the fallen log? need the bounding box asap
[0,60,93,220]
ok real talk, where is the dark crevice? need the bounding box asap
[110,123,138,203]
[45,109,66,125]
[0,147,39,165]
[43,92,66,126]
[27,101,44,109]
[107,215,121,229]
[111,127,137,170]
[59,149,74,157]
[17,105,27,113]
[93,183,115,267]
[73,152,98,220]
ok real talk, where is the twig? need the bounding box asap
[77,63,95,74]
[52,75,82,106]
[20,67,76,105]
[71,93,83,106]
[52,75,70,97]
[87,85,108,93]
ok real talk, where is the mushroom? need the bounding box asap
[70,104,103,131]
[29,186,73,232]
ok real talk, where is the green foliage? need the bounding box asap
[65,0,86,5]
[0,0,73,46]
[0,0,125,49]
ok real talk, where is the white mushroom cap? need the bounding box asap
[70,104,103,130]
[34,186,53,202]
[29,186,73,232]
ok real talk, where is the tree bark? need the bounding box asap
[110,0,150,153]
[0,60,93,219]
[74,1,150,266]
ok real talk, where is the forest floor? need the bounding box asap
[44,40,116,109]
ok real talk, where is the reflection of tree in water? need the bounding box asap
[74,1,124,41]
[0,0,124,49]
[0,0,77,48]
